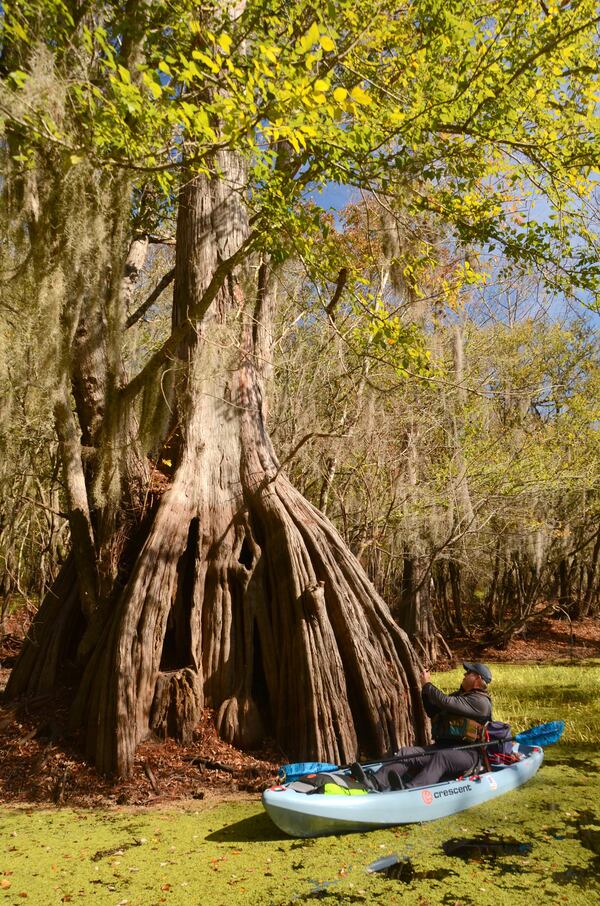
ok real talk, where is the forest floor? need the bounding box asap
[445,614,600,665]
[0,611,599,809]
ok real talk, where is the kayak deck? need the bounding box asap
[262,744,543,838]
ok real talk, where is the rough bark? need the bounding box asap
[150,668,202,743]
[121,236,150,314]
[54,389,98,618]
[398,550,438,666]
[6,555,81,696]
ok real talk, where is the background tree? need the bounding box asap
[275,257,599,652]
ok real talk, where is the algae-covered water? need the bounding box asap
[1,663,599,905]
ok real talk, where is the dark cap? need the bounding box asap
[463,661,492,684]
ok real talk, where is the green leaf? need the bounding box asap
[9,70,29,89]
[9,17,28,42]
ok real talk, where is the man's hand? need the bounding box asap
[421,670,431,685]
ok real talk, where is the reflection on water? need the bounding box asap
[367,853,457,883]
[442,836,533,860]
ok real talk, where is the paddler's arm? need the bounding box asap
[421,677,491,721]
[420,670,440,718]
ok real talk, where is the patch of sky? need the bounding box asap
[304,182,356,226]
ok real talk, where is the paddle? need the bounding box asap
[513,719,564,747]
[278,720,565,783]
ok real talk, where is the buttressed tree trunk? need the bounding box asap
[9,151,427,776]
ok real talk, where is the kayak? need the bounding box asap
[262,744,543,838]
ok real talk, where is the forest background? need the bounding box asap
[0,0,599,781]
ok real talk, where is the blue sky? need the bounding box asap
[305,182,355,224]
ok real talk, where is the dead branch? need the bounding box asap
[126,266,176,329]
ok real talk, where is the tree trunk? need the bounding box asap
[395,419,440,665]
[581,530,600,618]
[397,550,438,666]
[8,156,426,776]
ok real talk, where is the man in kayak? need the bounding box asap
[352,662,493,791]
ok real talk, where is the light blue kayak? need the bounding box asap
[262,744,543,838]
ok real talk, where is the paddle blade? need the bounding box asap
[278,762,339,783]
[515,720,565,747]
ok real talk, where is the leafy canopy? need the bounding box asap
[1,0,599,301]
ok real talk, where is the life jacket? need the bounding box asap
[430,714,486,743]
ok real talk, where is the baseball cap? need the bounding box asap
[463,661,492,684]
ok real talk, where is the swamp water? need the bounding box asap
[2,662,599,904]
[1,759,598,906]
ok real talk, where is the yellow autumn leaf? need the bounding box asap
[192,50,220,74]
[320,35,335,52]
[298,22,320,54]
[217,33,232,55]
[260,44,278,65]
[350,84,371,105]
[333,86,347,103]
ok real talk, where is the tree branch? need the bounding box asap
[126,267,176,329]
[265,432,350,490]
[12,494,68,520]
[325,267,348,320]
[507,14,600,88]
